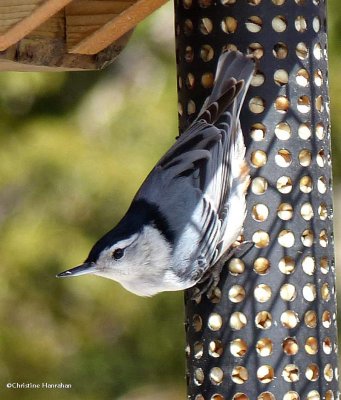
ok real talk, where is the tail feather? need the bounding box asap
[199,80,242,125]
[197,51,254,125]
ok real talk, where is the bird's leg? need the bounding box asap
[192,240,254,301]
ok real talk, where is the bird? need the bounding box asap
[57,50,255,297]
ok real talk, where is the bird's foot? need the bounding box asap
[190,240,254,302]
[232,239,254,258]
[190,257,225,301]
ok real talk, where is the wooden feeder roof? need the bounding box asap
[0,0,168,71]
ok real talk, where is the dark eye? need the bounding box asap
[112,248,124,260]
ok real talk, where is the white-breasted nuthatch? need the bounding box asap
[57,51,255,296]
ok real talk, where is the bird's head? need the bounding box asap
[57,226,173,296]
[57,229,144,284]
[57,200,176,296]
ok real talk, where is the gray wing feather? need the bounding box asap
[135,51,254,280]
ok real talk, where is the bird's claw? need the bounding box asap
[190,240,254,302]
[191,261,223,302]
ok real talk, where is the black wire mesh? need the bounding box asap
[175,0,339,399]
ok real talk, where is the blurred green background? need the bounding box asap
[0,2,341,399]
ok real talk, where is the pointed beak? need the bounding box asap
[56,262,97,278]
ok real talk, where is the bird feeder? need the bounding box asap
[0,0,167,71]
[177,0,339,399]
[2,0,339,399]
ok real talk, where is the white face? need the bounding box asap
[91,225,177,296]
[59,226,180,296]
[93,233,141,280]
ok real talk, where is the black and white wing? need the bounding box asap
[135,51,254,282]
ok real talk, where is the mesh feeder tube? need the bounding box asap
[175,0,339,399]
